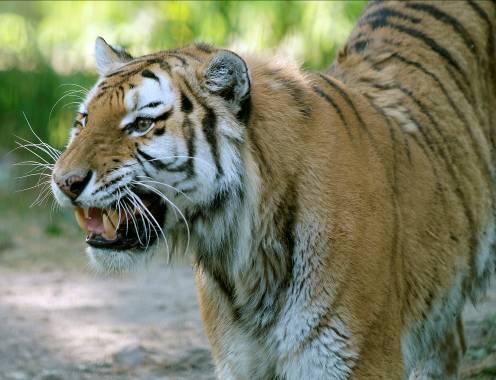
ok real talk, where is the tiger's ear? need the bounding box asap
[202,50,250,105]
[94,37,133,76]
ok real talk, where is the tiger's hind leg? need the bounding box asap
[408,316,466,380]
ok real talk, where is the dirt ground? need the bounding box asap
[0,187,495,380]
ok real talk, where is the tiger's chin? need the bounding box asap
[87,245,158,273]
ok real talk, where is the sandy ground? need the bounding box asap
[0,265,214,380]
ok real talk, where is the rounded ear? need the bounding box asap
[202,50,250,105]
[94,37,133,76]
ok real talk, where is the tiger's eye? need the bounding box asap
[136,118,153,132]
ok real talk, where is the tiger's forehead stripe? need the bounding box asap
[125,70,174,111]
[116,69,175,127]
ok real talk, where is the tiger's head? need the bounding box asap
[51,37,251,270]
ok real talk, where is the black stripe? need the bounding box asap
[202,107,224,177]
[266,70,311,118]
[181,51,201,62]
[159,61,171,72]
[109,45,132,60]
[118,85,125,103]
[318,74,368,131]
[367,19,467,83]
[154,110,172,123]
[405,2,478,56]
[134,152,154,178]
[181,92,193,113]
[98,186,123,202]
[311,85,351,138]
[168,53,187,65]
[72,120,83,129]
[208,267,236,307]
[237,96,251,125]
[365,6,422,26]
[138,101,163,110]
[376,84,476,251]
[154,127,165,136]
[362,95,404,285]
[183,116,196,179]
[350,39,369,53]
[379,36,475,109]
[467,0,494,29]
[363,93,412,164]
[91,175,125,195]
[247,125,272,177]
[372,52,490,180]
[141,69,160,82]
[136,148,168,170]
[143,57,163,65]
[104,66,142,80]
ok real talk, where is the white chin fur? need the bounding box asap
[87,246,155,273]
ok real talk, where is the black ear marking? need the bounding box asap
[202,50,250,105]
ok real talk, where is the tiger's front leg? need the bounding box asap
[195,270,278,380]
[197,268,406,380]
[408,316,466,380]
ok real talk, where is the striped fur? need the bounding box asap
[51,1,496,378]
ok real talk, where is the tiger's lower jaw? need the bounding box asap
[74,190,167,255]
[86,245,157,273]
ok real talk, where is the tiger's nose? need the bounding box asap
[54,170,93,200]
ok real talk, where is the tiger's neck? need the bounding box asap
[188,58,314,332]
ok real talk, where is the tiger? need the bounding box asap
[49,0,496,378]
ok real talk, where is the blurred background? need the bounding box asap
[0,0,365,153]
[0,1,494,380]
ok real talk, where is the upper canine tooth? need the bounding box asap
[74,208,89,233]
[107,209,120,229]
[102,213,117,240]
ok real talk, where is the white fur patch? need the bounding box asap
[121,72,175,128]
[384,106,418,133]
[274,218,357,379]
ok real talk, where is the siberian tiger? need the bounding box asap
[50,0,496,379]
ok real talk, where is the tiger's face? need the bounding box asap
[51,37,250,270]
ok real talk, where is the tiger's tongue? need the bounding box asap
[86,208,105,234]
[74,207,116,239]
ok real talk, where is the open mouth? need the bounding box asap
[74,191,166,251]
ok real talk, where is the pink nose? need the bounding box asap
[54,170,93,200]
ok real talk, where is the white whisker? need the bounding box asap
[48,93,85,122]
[131,180,189,257]
[125,186,170,258]
[136,176,193,201]
[131,155,217,171]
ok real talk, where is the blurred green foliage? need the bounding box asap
[0,1,366,151]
